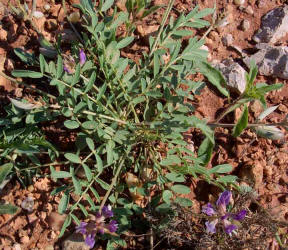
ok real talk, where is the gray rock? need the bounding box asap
[243,43,288,79]
[62,233,90,250]
[222,34,234,46]
[253,5,288,44]
[215,59,247,94]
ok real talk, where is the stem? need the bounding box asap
[99,157,126,211]
[149,0,175,57]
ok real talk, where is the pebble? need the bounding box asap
[234,0,245,5]
[62,233,90,250]
[45,19,58,31]
[20,236,30,244]
[208,30,219,41]
[245,5,254,15]
[240,19,250,31]
[221,34,234,46]
[44,4,50,11]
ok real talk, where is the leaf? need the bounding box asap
[217,175,238,184]
[72,63,81,86]
[162,190,173,204]
[64,120,79,129]
[58,191,70,214]
[82,164,92,182]
[101,0,114,11]
[84,71,96,93]
[116,36,134,49]
[197,137,214,165]
[56,55,63,79]
[39,54,45,74]
[82,121,97,130]
[12,70,43,78]
[209,164,233,174]
[0,204,18,214]
[199,62,229,97]
[86,138,95,151]
[51,171,72,179]
[257,105,278,121]
[232,105,248,137]
[14,48,34,64]
[165,172,185,182]
[171,184,191,194]
[0,163,13,185]
[9,98,39,110]
[153,53,160,77]
[72,175,82,194]
[64,153,82,164]
[59,214,71,237]
[160,155,181,166]
[174,197,193,207]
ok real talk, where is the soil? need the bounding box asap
[0,0,288,249]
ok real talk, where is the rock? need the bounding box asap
[222,34,234,46]
[253,5,288,44]
[239,161,264,188]
[234,0,245,5]
[45,19,58,31]
[47,212,67,231]
[243,43,288,79]
[44,4,50,11]
[215,59,247,94]
[68,12,81,23]
[240,19,250,31]
[245,5,254,15]
[62,233,90,250]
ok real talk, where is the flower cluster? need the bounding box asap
[63,49,86,74]
[76,205,118,248]
[202,190,247,235]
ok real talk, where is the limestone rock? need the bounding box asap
[253,5,288,43]
[244,43,288,79]
[62,233,90,250]
[215,59,247,94]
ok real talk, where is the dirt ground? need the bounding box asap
[0,0,287,249]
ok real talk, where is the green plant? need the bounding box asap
[1,0,286,248]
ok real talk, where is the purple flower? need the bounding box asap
[232,210,247,221]
[202,203,216,216]
[76,222,88,234]
[108,220,118,233]
[224,224,237,234]
[205,219,218,234]
[85,234,96,248]
[216,190,232,208]
[102,205,113,218]
[79,49,86,66]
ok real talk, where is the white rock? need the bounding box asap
[33,10,44,19]
[253,5,288,43]
[240,19,250,31]
[215,59,247,94]
[44,4,50,11]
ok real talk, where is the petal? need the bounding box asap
[75,222,87,234]
[85,234,96,249]
[224,224,237,234]
[216,190,232,207]
[202,203,216,216]
[232,210,247,221]
[205,219,218,234]
[108,220,118,233]
[79,49,86,66]
[102,205,114,218]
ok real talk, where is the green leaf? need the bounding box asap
[64,153,81,164]
[209,164,233,174]
[153,53,160,77]
[51,171,72,179]
[165,172,185,182]
[217,175,238,184]
[199,62,229,97]
[171,184,191,194]
[82,164,92,182]
[86,138,95,151]
[12,70,43,78]
[101,0,114,11]
[14,48,34,64]
[72,63,81,86]
[162,190,173,204]
[0,204,18,214]
[95,177,110,190]
[59,214,71,237]
[58,191,70,214]
[160,155,181,166]
[85,71,96,93]
[56,55,63,79]
[197,137,214,165]
[0,163,13,185]
[9,98,38,110]
[39,54,45,74]
[64,120,79,129]
[232,105,248,137]
[116,36,134,49]
[72,175,82,194]
[174,197,193,207]
[82,121,97,130]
